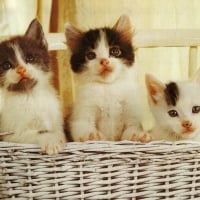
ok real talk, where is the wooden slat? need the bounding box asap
[46,33,66,50]
[46,29,200,50]
[134,29,200,48]
[2,30,200,50]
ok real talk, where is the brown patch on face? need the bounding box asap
[7,78,37,92]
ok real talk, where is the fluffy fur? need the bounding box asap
[0,19,66,154]
[65,15,151,142]
[146,72,200,141]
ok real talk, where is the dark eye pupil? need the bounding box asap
[86,52,96,60]
[26,54,34,62]
[192,106,200,113]
[2,61,12,70]
[110,47,121,57]
[168,110,178,117]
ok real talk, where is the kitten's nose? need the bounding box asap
[16,66,26,75]
[100,58,109,66]
[182,120,192,128]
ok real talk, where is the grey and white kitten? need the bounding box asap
[146,71,200,141]
[0,19,66,154]
[65,15,151,142]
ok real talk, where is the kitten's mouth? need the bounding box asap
[182,128,195,135]
[99,66,113,77]
[19,77,31,83]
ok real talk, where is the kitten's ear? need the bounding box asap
[145,73,166,105]
[192,68,200,84]
[25,19,47,47]
[113,15,133,42]
[64,23,82,52]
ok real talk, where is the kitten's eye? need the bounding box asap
[2,61,12,70]
[168,110,178,117]
[192,106,200,114]
[26,54,34,63]
[109,46,121,57]
[86,52,96,60]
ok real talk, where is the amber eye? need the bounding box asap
[192,106,200,114]
[168,110,178,117]
[86,51,96,60]
[2,61,12,70]
[109,46,121,57]
[26,54,34,63]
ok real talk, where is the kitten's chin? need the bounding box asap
[7,78,37,92]
[177,130,198,140]
[96,75,117,84]
[96,70,121,84]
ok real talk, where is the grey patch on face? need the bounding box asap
[164,82,179,106]
[7,78,37,92]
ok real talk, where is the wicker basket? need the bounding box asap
[1,141,200,199]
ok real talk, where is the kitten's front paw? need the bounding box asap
[130,132,152,143]
[122,128,152,143]
[79,132,106,142]
[38,132,66,155]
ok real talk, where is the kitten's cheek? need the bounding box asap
[6,73,20,84]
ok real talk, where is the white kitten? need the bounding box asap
[0,19,66,154]
[65,15,151,142]
[146,71,200,141]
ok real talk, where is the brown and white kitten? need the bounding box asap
[0,19,66,154]
[146,72,200,141]
[65,15,151,142]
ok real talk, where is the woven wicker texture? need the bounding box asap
[1,141,200,200]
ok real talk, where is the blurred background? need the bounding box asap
[1,0,200,130]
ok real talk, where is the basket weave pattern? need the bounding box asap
[1,141,200,199]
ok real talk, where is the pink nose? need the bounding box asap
[182,120,192,128]
[100,58,109,66]
[16,65,26,75]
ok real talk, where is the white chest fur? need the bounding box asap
[71,74,143,141]
[1,84,63,143]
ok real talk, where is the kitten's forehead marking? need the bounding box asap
[95,30,109,58]
[11,44,26,66]
[164,82,179,106]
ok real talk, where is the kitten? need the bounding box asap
[145,72,200,141]
[65,15,151,142]
[0,19,66,154]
